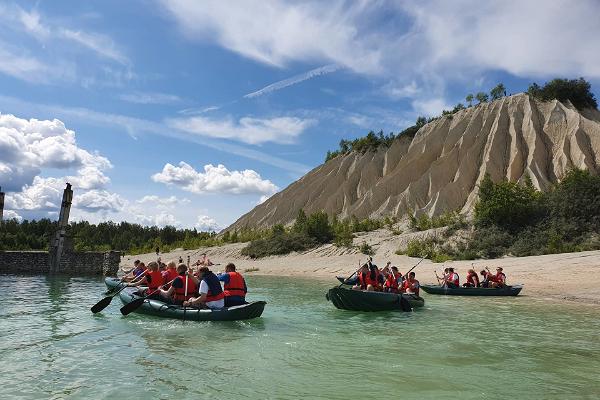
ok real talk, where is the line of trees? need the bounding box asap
[0,219,219,254]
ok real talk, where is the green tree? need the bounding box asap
[475,92,489,104]
[527,77,597,110]
[292,209,308,234]
[465,94,474,107]
[490,83,506,100]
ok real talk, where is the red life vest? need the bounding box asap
[223,272,246,297]
[466,272,480,286]
[496,272,506,284]
[359,270,382,290]
[403,279,420,296]
[448,272,459,286]
[202,272,225,302]
[384,272,401,293]
[173,275,197,302]
[144,270,165,291]
[165,268,178,283]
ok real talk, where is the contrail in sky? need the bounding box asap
[244,64,341,98]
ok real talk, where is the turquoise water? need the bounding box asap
[1,275,599,400]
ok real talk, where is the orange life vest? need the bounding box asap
[359,270,382,290]
[202,272,225,302]
[223,272,247,298]
[144,270,165,291]
[173,275,197,302]
[466,272,480,286]
[403,279,420,296]
[384,272,401,292]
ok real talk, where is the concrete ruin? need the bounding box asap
[0,183,120,276]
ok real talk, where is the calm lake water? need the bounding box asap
[1,275,599,400]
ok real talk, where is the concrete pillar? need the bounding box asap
[49,183,73,273]
[0,186,4,222]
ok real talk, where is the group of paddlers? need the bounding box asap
[121,253,247,309]
[436,266,507,288]
[351,258,420,295]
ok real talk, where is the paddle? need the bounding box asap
[339,259,361,287]
[401,255,426,280]
[91,284,129,313]
[120,278,176,316]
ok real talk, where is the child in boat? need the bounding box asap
[353,263,383,291]
[443,267,460,288]
[480,270,490,287]
[162,260,179,284]
[184,267,225,309]
[122,260,145,282]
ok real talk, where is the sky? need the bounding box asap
[1,0,600,231]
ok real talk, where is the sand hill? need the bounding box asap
[228,94,600,231]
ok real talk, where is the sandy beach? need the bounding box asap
[121,229,600,306]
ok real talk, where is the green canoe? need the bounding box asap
[118,288,266,321]
[420,284,523,296]
[326,286,424,312]
[105,277,127,290]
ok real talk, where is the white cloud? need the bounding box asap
[134,212,181,228]
[136,195,188,205]
[0,94,312,175]
[0,41,55,83]
[0,113,111,191]
[160,0,383,74]
[383,81,421,99]
[411,98,453,117]
[3,209,23,222]
[73,190,126,213]
[195,215,220,232]
[257,195,270,205]
[119,91,182,104]
[166,115,314,145]
[244,64,341,98]
[152,162,279,195]
[60,29,129,65]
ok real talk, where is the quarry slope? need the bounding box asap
[228,94,600,231]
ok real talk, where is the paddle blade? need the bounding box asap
[120,297,146,316]
[91,296,113,314]
[399,296,412,312]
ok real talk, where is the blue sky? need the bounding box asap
[1,0,599,230]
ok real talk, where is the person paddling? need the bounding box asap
[217,263,247,307]
[159,263,197,304]
[122,260,145,282]
[127,261,164,298]
[163,260,179,285]
[383,265,403,293]
[443,267,460,288]
[184,267,225,309]
[489,267,507,288]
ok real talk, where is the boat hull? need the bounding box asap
[420,284,523,296]
[105,277,126,290]
[326,286,424,312]
[118,288,266,321]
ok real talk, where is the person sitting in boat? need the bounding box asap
[162,260,179,285]
[463,269,480,287]
[217,263,247,307]
[489,267,507,288]
[159,263,197,304]
[443,267,459,288]
[127,261,164,298]
[122,260,145,282]
[184,267,225,309]
[194,253,214,267]
[383,266,403,293]
[403,272,420,296]
[353,263,383,291]
[480,270,491,288]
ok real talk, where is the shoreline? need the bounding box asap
[121,233,600,306]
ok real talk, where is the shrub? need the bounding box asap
[359,241,375,256]
[241,231,317,258]
[409,210,465,231]
[474,174,544,232]
[527,77,597,110]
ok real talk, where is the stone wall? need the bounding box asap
[0,250,120,276]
